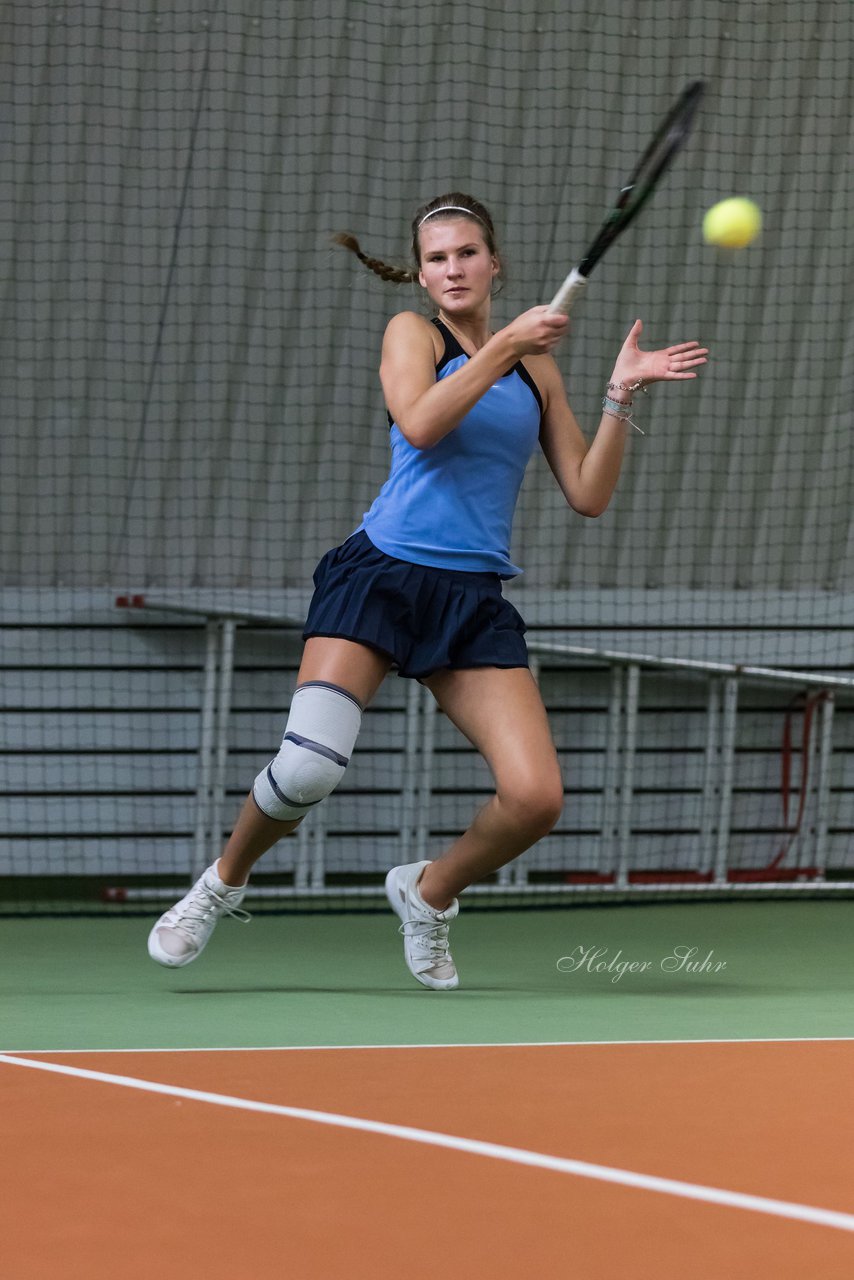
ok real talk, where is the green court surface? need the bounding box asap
[2,900,852,1052]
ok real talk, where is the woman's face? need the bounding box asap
[417,218,499,315]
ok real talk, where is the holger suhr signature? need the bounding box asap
[556,945,727,984]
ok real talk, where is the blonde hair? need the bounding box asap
[334,192,501,286]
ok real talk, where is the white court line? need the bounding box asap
[4,1035,854,1054]
[2,1051,854,1235]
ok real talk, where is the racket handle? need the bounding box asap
[548,267,588,316]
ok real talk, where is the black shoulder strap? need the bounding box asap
[514,358,544,421]
[432,317,466,372]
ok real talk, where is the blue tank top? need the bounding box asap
[357,318,543,577]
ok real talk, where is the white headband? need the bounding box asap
[418,205,485,229]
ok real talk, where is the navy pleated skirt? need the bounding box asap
[302,530,528,679]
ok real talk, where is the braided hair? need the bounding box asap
[332,231,417,284]
[334,192,501,286]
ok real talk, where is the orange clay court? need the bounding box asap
[3,903,854,1279]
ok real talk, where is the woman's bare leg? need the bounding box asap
[416,666,564,910]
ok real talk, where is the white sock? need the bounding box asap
[210,860,247,892]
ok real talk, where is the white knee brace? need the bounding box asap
[253,681,363,821]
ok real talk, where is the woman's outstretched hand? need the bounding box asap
[610,319,708,388]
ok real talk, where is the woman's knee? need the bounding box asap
[497,773,564,837]
[253,682,363,821]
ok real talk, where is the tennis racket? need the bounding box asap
[549,79,705,315]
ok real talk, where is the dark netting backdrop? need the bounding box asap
[2,1,853,911]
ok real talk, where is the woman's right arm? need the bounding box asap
[380,308,567,450]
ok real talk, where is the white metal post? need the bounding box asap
[600,663,624,878]
[812,693,834,880]
[192,620,220,882]
[415,685,437,863]
[713,676,739,884]
[700,678,721,875]
[209,618,237,864]
[616,663,640,891]
[398,679,422,861]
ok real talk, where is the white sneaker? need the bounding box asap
[385,860,459,990]
[147,863,251,968]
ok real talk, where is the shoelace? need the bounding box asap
[399,917,451,960]
[171,883,251,938]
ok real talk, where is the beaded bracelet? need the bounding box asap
[608,379,648,395]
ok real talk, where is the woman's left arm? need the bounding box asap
[536,319,708,518]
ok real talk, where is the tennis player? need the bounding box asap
[148,192,707,988]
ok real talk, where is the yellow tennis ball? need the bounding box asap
[702,197,762,248]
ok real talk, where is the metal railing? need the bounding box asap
[114,595,854,901]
